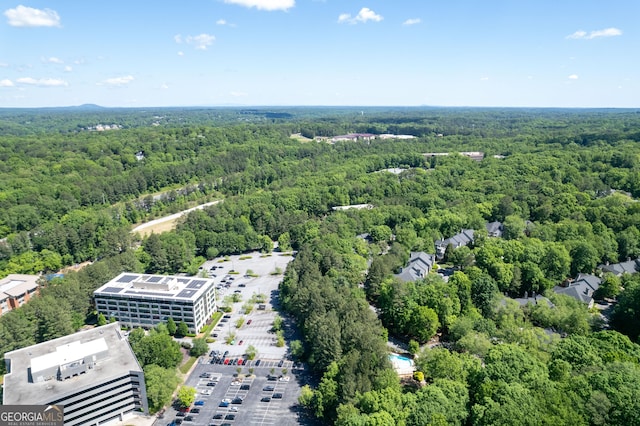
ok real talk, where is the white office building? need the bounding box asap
[94,273,217,333]
[3,322,148,426]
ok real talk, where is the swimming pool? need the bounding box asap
[389,353,414,374]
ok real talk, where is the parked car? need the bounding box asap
[246,319,252,325]
[218,402,229,408]
[212,413,223,419]
[194,400,205,406]
[261,397,271,402]
[273,393,283,399]
[190,408,200,414]
[263,385,275,391]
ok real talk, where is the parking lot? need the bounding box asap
[162,360,305,426]
[159,251,309,426]
[204,252,295,361]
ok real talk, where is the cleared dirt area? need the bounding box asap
[131,200,222,237]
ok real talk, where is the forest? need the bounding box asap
[1,106,640,425]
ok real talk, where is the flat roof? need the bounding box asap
[0,274,39,298]
[94,272,216,302]
[3,322,142,406]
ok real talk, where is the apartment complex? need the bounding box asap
[0,274,39,316]
[3,322,148,425]
[94,273,217,333]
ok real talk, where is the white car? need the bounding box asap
[230,407,238,412]
[222,398,232,403]
[200,389,212,395]
[278,376,290,382]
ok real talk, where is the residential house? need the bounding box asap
[553,273,601,308]
[599,257,640,276]
[486,221,504,238]
[435,229,475,259]
[395,252,436,282]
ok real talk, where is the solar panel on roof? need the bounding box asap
[101,287,124,293]
[176,278,190,284]
[146,276,163,283]
[176,290,196,298]
[118,275,137,283]
[187,280,206,289]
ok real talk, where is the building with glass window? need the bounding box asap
[3,322,148,426]
[93,273,217,333]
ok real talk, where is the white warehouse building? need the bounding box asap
[94,273,217,333]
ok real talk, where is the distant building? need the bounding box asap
[3,322,148,426]
[395,252,436,282]
[435,229,475,259]
[331,203,374,211]
[553,273,601,308]
[330,133,375,143]
[94,273,217,333]
[423,151,485,162]
[0,274,40,316]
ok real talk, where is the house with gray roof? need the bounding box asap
[435,229,475,259]
[395,252,436,282]
[486,221,504,238]
[599,257,640,276]
[553,273,601,308]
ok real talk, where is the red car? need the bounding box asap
[246,320,252,325]
[224,358,230,365]
[237,359,243,365]
[238,340,243,345]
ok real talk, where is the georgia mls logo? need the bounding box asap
[0,405,64,426]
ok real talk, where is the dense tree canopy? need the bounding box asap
[2,107,640,423]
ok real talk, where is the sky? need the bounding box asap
[0,0,638,108]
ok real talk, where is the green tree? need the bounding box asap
[97,313,107,326]
[190,337,208,357]
[177,386,196,408]
[166,317,177,336]
[278,232,292,252]
[176,321,189,337]
[144,364,180,413]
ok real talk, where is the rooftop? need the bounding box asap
[3,322,142,405]
[94,272,216,302]
[0,274,39,298]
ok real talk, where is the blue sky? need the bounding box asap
[1,0,638,108]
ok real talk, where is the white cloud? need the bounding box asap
[175,33,215,50]
[0,62,9,67]
[337,13,351,23]
[568,74,579,80]
[160,83,169,90]
[64,65,72,72]
[188,34,215,50]
[43,57,63,64]
[224,0,294,11]
[16,77,68,87]
[0,79,14,87]
[566,27,622,40]
[480,77,489,81]
[217,19,227,25]
[99,75,134,86]
[177,51,184,56]
[4,5,61,27]
[402,18,421,26]
[338,8,383,24]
